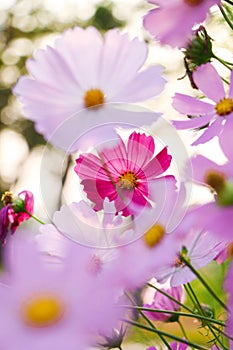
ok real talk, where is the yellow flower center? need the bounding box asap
[215,97,233,116]
[184,0,204,6]
[1,191,13,205]
[117,171,138,191]
[144,224,165,248]
[204,170,226,193]
[22,294,64,327]
[84,88,105,108]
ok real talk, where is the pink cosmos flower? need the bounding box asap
[0,234,123,350]
[13,26,165,152]
[143,283,184,322]
[143,0,220,48]
[75,131,172,216]
[172,63,233,145]
[0,191,34,245]
[184,141,233,241]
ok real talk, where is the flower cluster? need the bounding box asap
[1,0,233,349]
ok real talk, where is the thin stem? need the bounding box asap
[186,283,228,350]
[177,319,188,339]
[123,306,225,326]
[118,347,123,350]
[181,256,227,310]
[213,54,232,70]
[223,0,233,6]
[123,319,209,350]
[125,291,172,350]
[147,283,193,313]
[219,5,233,31]
[25,210,45,225]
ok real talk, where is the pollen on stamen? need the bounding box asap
[1,191,13,206]
[144,224,165,248]
[215,97,233,116]
[84,88,105,108]
[204,170,226,193]
[117,171,138,191]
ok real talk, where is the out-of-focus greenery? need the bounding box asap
[0,0,125,202]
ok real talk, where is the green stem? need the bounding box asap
[181,256,227,310]
[177,319,188,340]
[123,306,225,326]
[213,54,232,70]
[125,291,172,350]
[147,283,194,313]
[123,319,209,350]
[223,0,233,6]
[25,210,45,225]
[186,283,228,350]
[219,5,233,31]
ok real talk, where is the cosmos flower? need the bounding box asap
[0,191,34,245]
[172,63,233,145]
[14,26,165,152]
[0,234,123,350]
[143,0,220,48]
[75,131,172,216]
[142,281,184,322]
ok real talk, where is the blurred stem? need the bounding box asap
[177,319,188,340]
[213,54,232,70]
[219,5,233,31]
[123,319,209,350]
[124,306,225,326]
[125,291,172,350]
[186,283,228,350]
[147,283,193,313]
[223,0,233,5]
[181,256,227,310]
[25,210,45,225]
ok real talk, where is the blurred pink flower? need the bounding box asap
[143,284,184,322]
[14,26,165,151]
[172,63,233,145]
[143,0,220,48]
[147,341,188,350]
[184,145,233,241]
[0,191,34,245]
[0,234,122,350]
[75,131,172,216]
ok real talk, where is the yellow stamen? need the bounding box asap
[144,224,165,248]
[184,0,204,5]
[215,97,233,116]
[204,170,226,193]
[117,171,138,191]
[22,294,64,327]
[1,191,13,205]
[84,88,105,108]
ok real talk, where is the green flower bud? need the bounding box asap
[185,26,213,66]
[12,197,26,213]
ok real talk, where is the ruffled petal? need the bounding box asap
[127,132,155,171]
[143,147,172,179]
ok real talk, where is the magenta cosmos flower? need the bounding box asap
[143,283,184,322]
[173,63,233,145]
[13,26,165,152]
[0,190,33,245]
[143,0,220,48]
[75,131,172,216]
[0,234,123,350]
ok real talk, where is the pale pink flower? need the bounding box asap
[14,26,165,152]
[143,0,220,48]
[172,63,233,145]
[75,131,172,216]
[185,143,233,241]
[0,234,122,350]
[0,191,34,245]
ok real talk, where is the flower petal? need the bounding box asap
[172,93,214,115]
[143,147,172,179]
[172,114,213,130]
[192,118,222,145]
